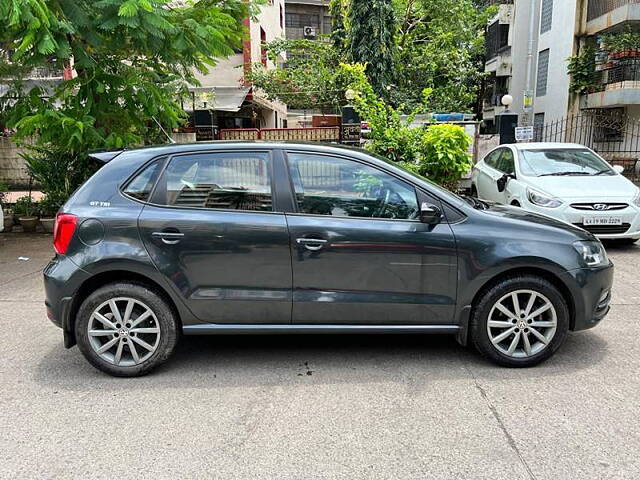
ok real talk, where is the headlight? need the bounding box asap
[573,240,609,267]
[527,188,563,208]
[633,188,640,207]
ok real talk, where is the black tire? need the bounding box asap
[75,282,179,377]
[470,275,569,367]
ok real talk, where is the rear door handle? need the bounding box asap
[152,231,184,245]
[296,238,327,251]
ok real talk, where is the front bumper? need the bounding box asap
[525,200,640,239]
[561,261,614,331]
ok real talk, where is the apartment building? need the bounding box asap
[284,0,331,41]
[485,0,640,127]
[186,0,288,139]
[284,0,332,127]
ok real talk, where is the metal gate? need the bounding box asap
[533,113,640,182]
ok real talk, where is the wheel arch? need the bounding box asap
[65,270,185,348]
[459,266,576,346]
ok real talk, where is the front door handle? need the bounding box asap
[296,238,327,251]
[152,231,184,245]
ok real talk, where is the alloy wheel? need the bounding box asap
[87,297,161,366]
[486,289,557,358]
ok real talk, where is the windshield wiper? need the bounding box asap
[592,169,613,176]
[539,171,591,176]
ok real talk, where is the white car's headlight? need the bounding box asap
[527,188,563,208]
[633,188,640,208]
[573,240,609,267]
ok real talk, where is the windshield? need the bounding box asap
[519,149,615,177]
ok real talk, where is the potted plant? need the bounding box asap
[0,181,12,232]
[602,30,640,60]
[14,195,39,233]
[38,195,60,233]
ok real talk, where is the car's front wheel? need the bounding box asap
[75,282,179,377]
[470,275,569,367]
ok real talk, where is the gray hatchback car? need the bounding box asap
[44,142,614,376]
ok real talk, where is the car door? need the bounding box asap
[284,151,458,325]
[137,149,292,324]
[476,149,504,201]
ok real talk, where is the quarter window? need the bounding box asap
[123,160,161,202]
[287,153,419,220]
[163,152,272,211]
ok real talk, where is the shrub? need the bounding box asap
[418,124,473,189]
[14,196,38,217]
[341,63,472,189]
[38,195,61,218]
[22,146,98,213]
[567,46,597,94]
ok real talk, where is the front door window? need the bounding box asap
[287,152,419,220]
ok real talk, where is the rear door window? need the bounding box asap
[497,149,516,175]
[484,149,503,170]
[162,151,273,211]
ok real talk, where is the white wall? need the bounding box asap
[533,0,579,122]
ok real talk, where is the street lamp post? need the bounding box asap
[496,94,518,145]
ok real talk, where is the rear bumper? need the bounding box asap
[561,262,614,331]
[43,256,90,347]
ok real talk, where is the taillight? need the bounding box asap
[53,213,78,254]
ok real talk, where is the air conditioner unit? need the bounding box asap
[303,26,317,38]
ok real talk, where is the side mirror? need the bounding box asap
[497,173,514,193]
[420,202,442,225]
[613,165,625,174]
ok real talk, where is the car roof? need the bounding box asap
[505,142,589,151]
[101,141,367,159]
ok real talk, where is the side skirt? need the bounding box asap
[182,324,461,335]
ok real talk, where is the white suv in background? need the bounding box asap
[472,143,640,243]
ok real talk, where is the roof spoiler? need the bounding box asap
[88,149,125,163]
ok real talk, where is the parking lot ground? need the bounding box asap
[1,232,639,479]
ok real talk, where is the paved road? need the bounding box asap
[1,233,639,479]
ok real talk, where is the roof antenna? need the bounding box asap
[152,116,176,144]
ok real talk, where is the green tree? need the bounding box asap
[329,0,347,54]
[248,38,358,112]
[392,0,495,112]
[0,0,257,152]
[346,0,395,97]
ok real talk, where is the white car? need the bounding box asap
[472,143,640,243]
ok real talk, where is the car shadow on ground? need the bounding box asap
[33,330,608,390]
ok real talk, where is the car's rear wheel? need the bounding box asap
[470,275,569,367]
[75,282,179,377]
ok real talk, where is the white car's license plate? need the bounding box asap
[583,216,623,226]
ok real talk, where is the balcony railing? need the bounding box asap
[593,59,640,91]
[483,90,508,109]
[588,0,639,22]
